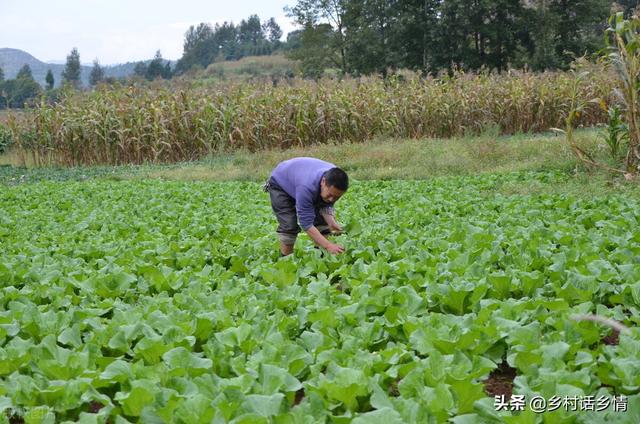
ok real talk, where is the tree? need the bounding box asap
[549,0,610,66]
[175,13,285,73]
[285,0,615,76]
[0,89,6,110]
[464,0,525,71]
[286,23,341,77]
[238,15,268,56]
[518,0,610,70]
[429,0,475,71]
[285,29,304,51]
[521,0,562,70]
[45,69,55,89]
[184,22,215,52]
[215,22,240,60]
[391,0,441,73]
[16,64,33,80]
[238,14,265,45]
[174,23,218,74]
[89,59,105,86]
[263,17,284,43]
[4,65,41,108]
[342,0,403,77]
[0,67,5,109]
[287,0,350,75]
[133,61,148,78]
[163,62,172,79]
[62,47,82,88]
[146,50,167,80]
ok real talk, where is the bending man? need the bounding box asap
[264,157,349,256]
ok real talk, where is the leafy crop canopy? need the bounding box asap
[0,173,639,421]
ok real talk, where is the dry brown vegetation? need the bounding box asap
[5,66,615,166]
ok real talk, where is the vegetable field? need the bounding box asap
[1,172,639,423]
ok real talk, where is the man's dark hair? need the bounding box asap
[324,167,349,191]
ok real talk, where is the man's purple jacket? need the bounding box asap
[270,157,336,230]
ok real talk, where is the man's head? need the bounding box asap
[320,167,348,203]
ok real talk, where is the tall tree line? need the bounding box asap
[286,0,628,77]
[174,15,283,75]
[0,64,42,109]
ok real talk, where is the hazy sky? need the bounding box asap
[1,0,297,65]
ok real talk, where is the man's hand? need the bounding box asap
[329,222,343,234]
[306,226,345,255]
[326,242,345,255]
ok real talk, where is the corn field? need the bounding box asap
[7,66,616,166]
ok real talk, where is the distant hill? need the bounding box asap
[0,48,170,87]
